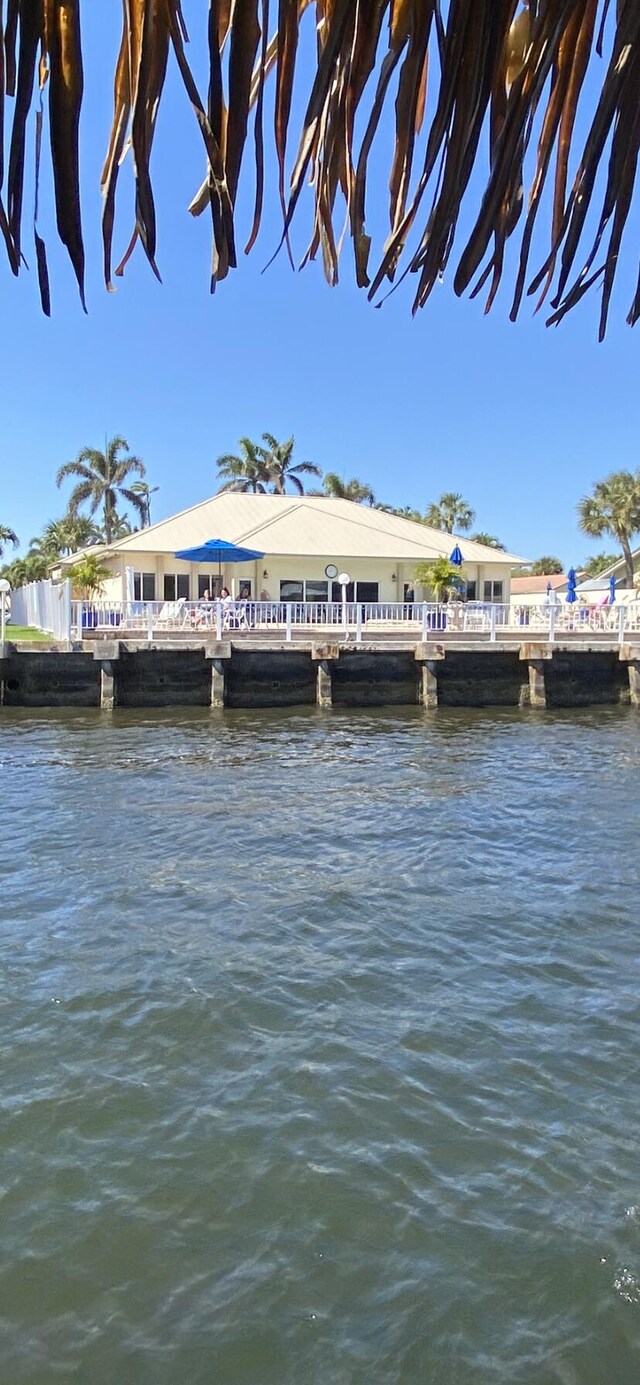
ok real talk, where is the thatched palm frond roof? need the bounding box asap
[1,1,637,337]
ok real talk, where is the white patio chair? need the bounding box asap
[155,598,187,630]
[222,600,250,632]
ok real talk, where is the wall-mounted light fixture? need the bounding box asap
[391,573,396,581]
[263,568,269,578]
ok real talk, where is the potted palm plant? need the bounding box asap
[414,558,463,630]
[65,554,114,629]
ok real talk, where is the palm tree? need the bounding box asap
[56,436,147,544]
[470,532,506,550]
[313,473,376,505]
[389,504,423,521]
[578,471,640,590]
[425,493,475,534]
[30,515,102,560]
[109,513,135,540]
[216,437,271,493]
[1,554,48,585]
[261,433,322,495]
[0,524,19,558]
[414,557,462,602]
[130,481,159,527]
[529,557,564,575]
[65,553,113,600]
[584,552,619,578]
[7,4,633,337]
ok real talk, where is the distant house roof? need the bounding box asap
[575,576,617,593]
[59,494,529,566]
[510,573,567,595]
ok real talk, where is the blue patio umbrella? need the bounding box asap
[609,574,617,604]
[566,567,577,604]
[450,544,464,566]
[175,538,264,576]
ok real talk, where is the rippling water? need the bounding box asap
[2,707,640,1384]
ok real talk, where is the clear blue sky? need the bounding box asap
[2,6,638,566]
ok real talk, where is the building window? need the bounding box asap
[305,580,328,602]
[164,573,190,601]
[483,580,504,602]
[198,575,223,598]
[134,572,156,601]
[356,582,379,603]
[332,581,380,602]
[466,580,477,601]
[280,580,304,602]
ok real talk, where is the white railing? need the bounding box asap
[63,597,640,644]
[12,589,639,645]
[9,578,71,641]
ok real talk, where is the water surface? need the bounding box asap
[2,707,640,1384]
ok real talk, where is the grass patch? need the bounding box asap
[4,625,55,643]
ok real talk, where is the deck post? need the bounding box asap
[422,661,439,709]
[528,660,547,709]
[312,644,340,708]
[100,662,116,710]
[211,659,226,708]
[204,642,231,708]
[316,660,332,708]
[629,662,640,707]
[93,641,121,710]
[415,642,444,709]
[620,646,640,706]
[519,643,550,709]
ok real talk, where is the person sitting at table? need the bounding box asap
[194,587,214,627]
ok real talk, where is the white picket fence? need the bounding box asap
[9,579,71,642]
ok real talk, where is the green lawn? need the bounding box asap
[4,625,55,643]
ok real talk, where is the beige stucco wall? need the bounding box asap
[99,552,514,603]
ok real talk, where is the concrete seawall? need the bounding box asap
[1,639,639,710]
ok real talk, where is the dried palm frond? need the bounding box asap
[0,0,637,335]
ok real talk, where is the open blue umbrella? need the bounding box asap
[566,567,577,604]
[450,544,463,567]
[609,574,616,604]
[175,538,264,575]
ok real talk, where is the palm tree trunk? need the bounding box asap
[620,535,635,589]
[104,499,114,544]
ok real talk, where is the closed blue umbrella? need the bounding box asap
[566,567,577,604]
[175,538,264,576]
[609,574,616,604]
[450,544,463,566]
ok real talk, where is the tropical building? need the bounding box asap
[57,494,527,604]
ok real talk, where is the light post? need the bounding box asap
[0,578,10,643]
[338,570,350,636]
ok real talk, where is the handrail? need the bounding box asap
[10,584,640,645]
